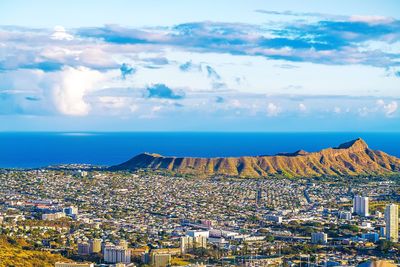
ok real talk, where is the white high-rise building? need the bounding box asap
[385,204,399,242]
[187,230,209,238]
[353,196,369,217]
[180,235,207,254]
[104,245,131,263]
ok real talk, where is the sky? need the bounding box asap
[0,0,400,131]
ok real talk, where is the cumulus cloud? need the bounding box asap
[298,103,307,112]
[2,15,400,85]
[179,61,193,71]
[377,99,398,116]
[96,96,138,114]
[179,60,201,72]
[384,102,397,115]
[1,13,400,123]
[333,106,342,114]
[266,102,281,116]
[230,99,241,108]
[78,48,118,69]
[45,66,103,116]
[74,18,400,68]
[50,26,74,41]
[358,106,369,117]
[215,96,224,103]
[152,105,162,112]
[145,84,185,99]
[143,57,169,66]
[120,63,136,79]
[203,65,226,89]
[205,65,221,80]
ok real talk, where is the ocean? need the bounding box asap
[0,132,399,168]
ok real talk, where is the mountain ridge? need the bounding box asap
[110,138,400,178]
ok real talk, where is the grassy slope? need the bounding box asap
[0,236,70,267]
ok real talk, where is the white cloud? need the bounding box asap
[298,103,307,112]
[46,67,103,116]
[129,104,139,112]
[78,48,118,69]
[266,102,281,117]
[377,99,398,116]
[358,106,369,117]
[40,47,80,62]
[98,96,129,109]
[349,15,394,24]
[333,106,342,113]
[376,99,385,106]
[230,99,241,108]
[1,24,400,122]
[152,106,162,112]
[384,101,398,115]
[50,26,74,41]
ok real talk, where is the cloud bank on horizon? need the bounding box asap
[0,0,399,131]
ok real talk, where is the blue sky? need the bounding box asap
[0,0,400,131]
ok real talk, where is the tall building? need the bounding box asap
[77,242,90,255]
[353,196,369,217]
[117,239,128,250]
[89,238,102,253]
[256,188,262,205]
[104,245,131,263]
[180,235,207,254]
[151,253,171,267]
[311,232,328,244]
[380,226,386,237]
[64,206,78,216]
[385,204,399,242]
[180,236,191,254]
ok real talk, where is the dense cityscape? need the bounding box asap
[2,0,400,266]
[0,168,399,267]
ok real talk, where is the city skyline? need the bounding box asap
[1,1,400,131]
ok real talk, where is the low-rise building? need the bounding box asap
[42,212,65,221]
[55,262,94,267]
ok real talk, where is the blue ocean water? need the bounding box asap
[0,132,399,168]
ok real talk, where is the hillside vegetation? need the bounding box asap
[0,235,69,267]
